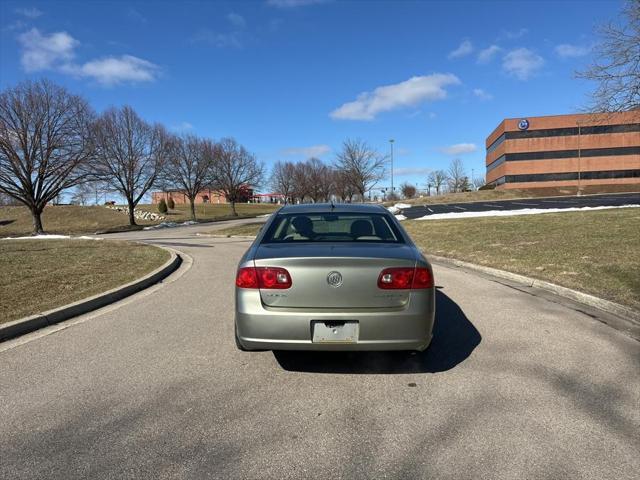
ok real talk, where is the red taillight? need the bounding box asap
[378,267,433,290]
[412,267,433,289]
[236,267,259,288]
[235,267,292,289]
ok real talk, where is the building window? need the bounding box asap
[504,169,640,183]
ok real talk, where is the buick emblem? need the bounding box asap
[518,118,529,130]
[327,271,343,287]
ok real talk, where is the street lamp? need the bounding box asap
[389,139,395,198]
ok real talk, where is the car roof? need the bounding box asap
[277,203,388,214]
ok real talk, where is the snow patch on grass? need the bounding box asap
[414,204,640,221]
[2,234,102,240]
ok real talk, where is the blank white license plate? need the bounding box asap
[312,321,359,343]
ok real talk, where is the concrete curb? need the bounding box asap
[0,248,182,342]
[195,233,257,239]
[428,254,640,325]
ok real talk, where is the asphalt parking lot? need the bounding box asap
[1,221,638,479]
[401,192,640,219]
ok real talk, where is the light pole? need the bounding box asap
[472,168,475,190]
[389,139,395,198]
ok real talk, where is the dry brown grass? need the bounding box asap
[404,208,640,310]
[208,222,266,237]
[0,205,155,237]
[0,239,169,324]
[137,203,278,223]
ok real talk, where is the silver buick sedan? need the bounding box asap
[234,203,435,351]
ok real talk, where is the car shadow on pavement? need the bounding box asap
[273,290,481,374]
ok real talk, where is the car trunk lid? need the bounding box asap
[254,243,417,309]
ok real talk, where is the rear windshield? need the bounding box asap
[261,212,404,243]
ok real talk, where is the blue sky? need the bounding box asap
[0,0,620,192]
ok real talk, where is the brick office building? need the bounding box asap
[151,188,227,205]
[485,111,640,190]
[151,185,255,205]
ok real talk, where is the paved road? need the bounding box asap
[1,220,639,479]
[401,192,640,219]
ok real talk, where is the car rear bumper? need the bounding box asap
[235,289,435,351]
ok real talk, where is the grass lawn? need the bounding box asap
[0,205,155,238]
[209,222,266,236]
[0,239,170,324]
[213,208,640,310]
[388,184,640,206]
[137,203,278,223]
[404,208,640,310]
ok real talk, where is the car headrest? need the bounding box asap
[350,219,373,238]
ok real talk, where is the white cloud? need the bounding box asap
[68,55,160,85]
[227,13,246,28]
[126,7,147,23]
[477,45,501,64]
[503,28,528,39]
[394,167,433,176]
[330,73,460,121]
[18,28,159,85]
[473,88,493,100]
[502,48,544,80]
[15,7,43,18]
[439,143,477,155]
[448,40,473,59]
[172,121,194,131]
[18,28,78,71]
[267,0,328,7]
[282,144,331,157]
[190,28,242,48]
[555,43,589,58]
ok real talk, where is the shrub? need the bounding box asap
[158,198,168,214]
[167,197,175,209]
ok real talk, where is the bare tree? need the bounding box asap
[210,137,264,216]
[334,139,386,202]
[91,106,169,226]
[305,157,333,202]
[447,158,467,193]
[291,161,311,203]
[428,170,448,195]
[400,182,417,199]
[577,0,640,113]
[71,182,95,205]
[0,80,94,234]
[163,134,215,221]
[472,176,486,190]
[333,169,357,202]
[0,193,21,206]
[270,160,296,204]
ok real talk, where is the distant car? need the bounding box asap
[234,203,435,351]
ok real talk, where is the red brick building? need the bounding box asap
[485,111,640,190]
[151,186,256,205]
[151,188,227,205]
